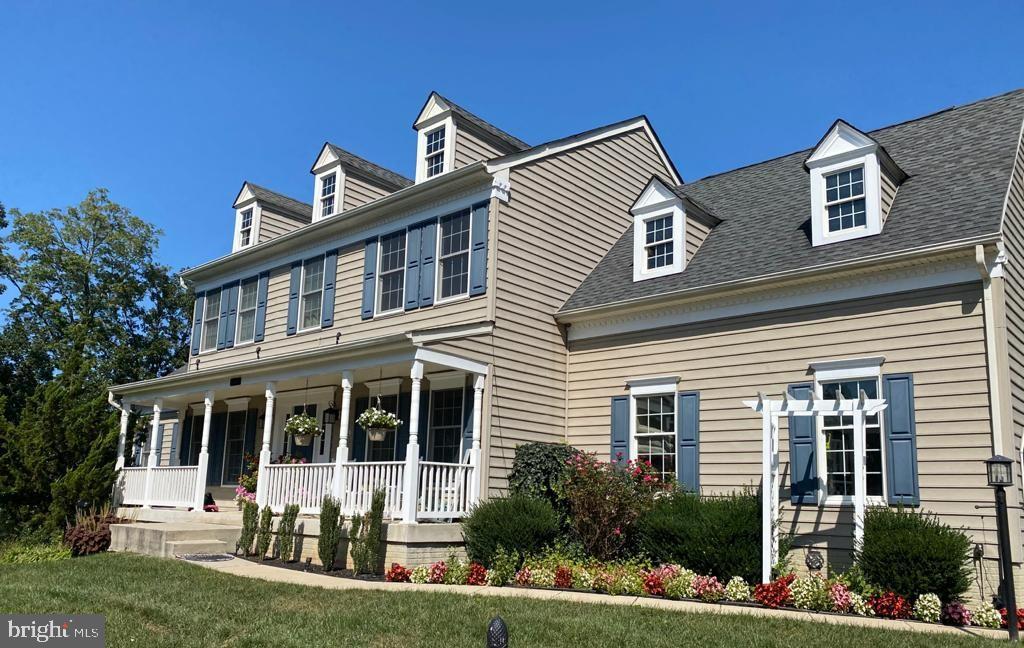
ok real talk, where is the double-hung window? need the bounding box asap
[236,279,258,344]
[239,209,253,247]
[300,256,325,330]
[320,173,336,218]
[819,377,885,502]
[428,387,464,463]
[644,214,674,270]
[634,394,676,482]
[200,290,221,352]
[824,167,866,233]
[425,127,446,178]
[438,210,471,300]
[377,231,406,314]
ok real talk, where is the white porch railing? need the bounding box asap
[338,461,405,518]
[418,461,473,520]
[148,466,199,508]
[117,467,148,506]
[263,462,335,514]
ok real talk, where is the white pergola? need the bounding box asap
[744,390,888,583]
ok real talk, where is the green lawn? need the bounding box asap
[0,553,1006,647]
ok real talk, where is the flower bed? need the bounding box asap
[379,554,1011,631]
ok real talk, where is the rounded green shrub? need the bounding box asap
[462,495,559,567]
[855,507,971,602]
[637,490,761,582]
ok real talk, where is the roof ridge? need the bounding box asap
[245,181,313,208]
[683,87,1024,187]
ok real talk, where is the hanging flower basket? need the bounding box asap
[284,413,320,447]
[357,398,401,442]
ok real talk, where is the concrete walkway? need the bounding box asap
[191,556,1006,640]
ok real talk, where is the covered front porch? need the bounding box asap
[112,344,487,523]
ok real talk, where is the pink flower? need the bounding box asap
[613,527,621,536]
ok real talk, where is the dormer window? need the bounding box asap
[425,127,446,178]
[320,173,336,218]
[631,178,685,282]
[825,167,866,233]
[806,120,905,247]
[238,208,253,247]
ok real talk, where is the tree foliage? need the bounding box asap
[0,190,190,539]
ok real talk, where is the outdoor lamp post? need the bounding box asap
[986,454,1018,641]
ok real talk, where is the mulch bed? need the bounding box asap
[236,554,386,581]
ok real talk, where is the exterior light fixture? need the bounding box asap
[985,454,1018,641]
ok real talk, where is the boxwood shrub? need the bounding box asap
[462,495,559,567]
[637,490,761,582]
[855,507,971,602]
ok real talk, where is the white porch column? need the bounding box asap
[331,371,354,500]
[142,399,163,509]
[115,403,131,471]
[401,361,424,523]
[193,392,214,510]
[255,382,276,508]
[468,374,485,505]
[852,407,867,550]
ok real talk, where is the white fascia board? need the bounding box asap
[631,177,678,213]
[414,347,489,377]
[487,117,682,186]
[414,93,451,129]
[311,144,339,175]
[233,182,256,208]
[806,121,877,167]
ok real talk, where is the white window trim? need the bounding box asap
[199,289,222,354]
[233,204,262,252]
[627,376,679,474]
[375,230,408,317]
[313,166,345,222]
[435,210,473,305]
[298,255,326,333]
[415,114,456,183]
[811,356,886,507]
[807,124,883,247]
[425,381,467,462]
[631,180,685,282]
[234,278,259,347]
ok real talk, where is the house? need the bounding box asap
[111,89,1024,592]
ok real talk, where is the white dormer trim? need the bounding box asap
[807,121,884,247]
[631,178,685,282]
[232,184,262,253]
[415,114,456,183]
[312,165,346,222]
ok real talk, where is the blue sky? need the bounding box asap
[1,1,1022,309]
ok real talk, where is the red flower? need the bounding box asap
[467,562,488,586]
[385,563,412,583]
[867,592,912,619]
[753,574,795,609]
[1000,608,1024,630]
[643,571,665,597]
[554,566,573,589]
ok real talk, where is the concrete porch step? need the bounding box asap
[166,539,230,556]
[110,521,242,558]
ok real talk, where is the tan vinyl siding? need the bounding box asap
[880,169,899,225]
[566,283,997,569]
[1001,128,1024,547]
[686,214,713,263]
[258,209,306,244]
[453,127,504,169]
[194,241,489,371]
[484,128,673,494]
[343,174,394,211]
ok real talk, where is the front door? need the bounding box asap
[221,410,248,485]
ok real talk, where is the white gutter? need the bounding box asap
[107,390,124,413]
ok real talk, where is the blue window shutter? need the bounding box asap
[253,271,270,342]
[321,249,338,328]
[788,383,818,504]
[361,239,377,320]
[286,261,301,336]
[419,219,437,307]
[610,396,629,467]
[352,397,368,462]
[404,225,422,311]
[223,281,240,348]
[676,392,700,492]
[883,374,920,506]
[396,391,412,461]
[190,293,205,357]
[461,383,474,459]
[468,202,489,297]
[216,286,230,350]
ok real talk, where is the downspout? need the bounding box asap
[107,390,124,413]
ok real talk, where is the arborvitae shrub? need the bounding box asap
[237,500,259,556]
[855,507,971,602]
[276,503,300,562]
[462,495,558,567]
[638,490,762,582]
[256,505,273,560]
[318,495,342,571]
[350,489,385,574]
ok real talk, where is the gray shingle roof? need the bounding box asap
[247,183,313,221]
[325,143,413,189]
[435,93,530,152]
[561,89,1024,314]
